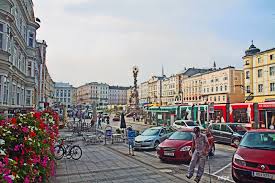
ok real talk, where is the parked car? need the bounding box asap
[134,126,176,150]
[232,129,275,183]
[172,120,203,129]
[157,128,215,162]
[208,123,247,146]
[112,115,120,121]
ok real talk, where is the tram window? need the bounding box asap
[233,109,248,123]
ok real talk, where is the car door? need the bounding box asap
[211,124,221,142]
[159,128,167,142]
[219,124,232,143]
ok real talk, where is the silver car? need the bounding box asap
[134,126,175,150]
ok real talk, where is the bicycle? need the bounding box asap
[54,137,82,160]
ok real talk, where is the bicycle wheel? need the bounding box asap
[70,145,82,160]
[54,145,65,160]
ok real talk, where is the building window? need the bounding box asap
[258,57,261,63]
[28,32,34,47]
[270,66,275,76]
[27,61,32,76]
[0,23,3,50]
[207,88,209,92]
[26,90,31,106]
[270,83,275,92]
[258,84,263,93]
[223,96,225,101]
[225,85,228,91]
[245,60,249,65]
[218,96,220,101]
[220,86,223,91]
[224,77,228,80]
[56,90,59,97]
[246,85,251,93]
[215,78,219,82]
[211,87,213,92]
[246,71,250,79]
[271,54,274,60]
[211,79,214,83]
[258,69,263,78]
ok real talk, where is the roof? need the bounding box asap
[179,68,211,76]
[109,86,130,90]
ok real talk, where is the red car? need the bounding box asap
[232,129,275,183]
[156,128,215,162]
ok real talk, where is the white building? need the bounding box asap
[77,82,109,107]
[0,0,41,112]
[139,81,149,105]
[54,82,74,108]
[109,86,129,105]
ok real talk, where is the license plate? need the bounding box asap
[252,172,275,180]
[164,151,174,156]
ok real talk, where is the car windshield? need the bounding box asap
[186,121,198,126]
[141,128,160,136]
[240,132,275,150]
[228,124,246,132]
[168,131,193,140]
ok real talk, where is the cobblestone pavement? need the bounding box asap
[52,143,189,183]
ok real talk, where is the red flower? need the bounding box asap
[34,112,41,119]
[11,118,17,125]
[30,131,36,138]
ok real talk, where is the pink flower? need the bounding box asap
[41,157,48,167]
[3,157,9,165]
[14,145,20,151]
[24,176,30,183]
[4,175,12,183]
[38,176,42,182]
[22,126,29,133]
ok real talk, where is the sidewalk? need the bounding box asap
[52,143,188,183]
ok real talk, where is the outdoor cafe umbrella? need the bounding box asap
[120,113,126,129]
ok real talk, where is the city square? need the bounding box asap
[0,0,275,183]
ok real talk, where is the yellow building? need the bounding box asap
[243,43,275,102]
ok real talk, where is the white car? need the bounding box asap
[172,120,203,129]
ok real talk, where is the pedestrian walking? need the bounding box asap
[97,116,102,129]
[186,127,210,183]
[73,110,76,123]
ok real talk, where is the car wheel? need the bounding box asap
[232,138,240,146]
[154,141,160,149]
[232,169,243,183]
[209,144,215,156]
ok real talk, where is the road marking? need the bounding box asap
[212,162,232,175]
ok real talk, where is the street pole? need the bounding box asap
[253,103,259,129]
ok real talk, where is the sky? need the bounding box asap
[34,0,275,87]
